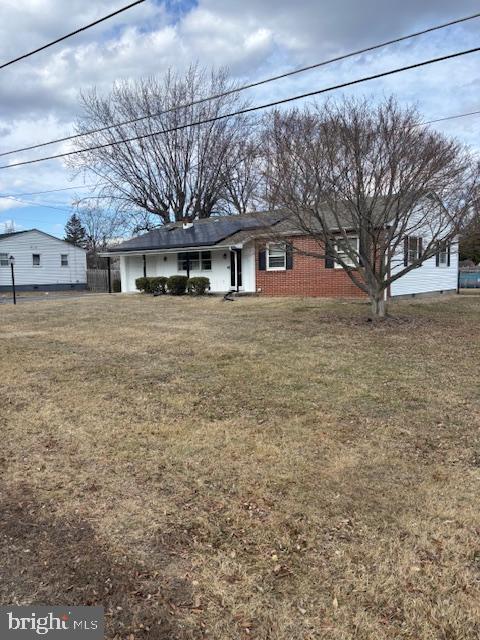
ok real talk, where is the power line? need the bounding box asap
[2,107,480,215]
[1,10,479,158]
[1,196,73,213]
[1,45,479,171]
[421,109,480,125]
[0,0,146,71]
[0,184,97,199]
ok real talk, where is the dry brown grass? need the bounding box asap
[1,293,479,639]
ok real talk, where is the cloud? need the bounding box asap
[0,198,27,212]
[0,0,479,221]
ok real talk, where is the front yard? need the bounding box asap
[1,294,479,639]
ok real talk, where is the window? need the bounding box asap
[177,251,211,271]
[334,236,359,268]
[267,243,286,270]
[407,237,421,264]
[0,253,8,267]
[32,254,41,267]
[61,254,69,267]
[201,251,211,270]
[437,243,449,267]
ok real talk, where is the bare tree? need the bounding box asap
[69,65,253,227]
[459,196,480,264]
[75,205,129,253]
[264,97,478,317]
[219,136,265,214]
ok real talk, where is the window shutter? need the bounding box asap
[286,243,293,270]
[436,242,440,267]
[258,248,266,271]
[404,237,409,267]
[418,237,423,257]
[447,242,451,267]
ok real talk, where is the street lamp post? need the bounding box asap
[9,255,16,305]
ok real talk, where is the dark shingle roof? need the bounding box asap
[106,196,430,253]
[108,212,286,252]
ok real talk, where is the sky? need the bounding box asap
[0,0,479,237]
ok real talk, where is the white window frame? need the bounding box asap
[32,253,41,267]
[0,253,8,267]
[61,254,69,267]
[334,236,359,269]
[407,237,421,265]
[266,243,287,271]
[438,245,448,267]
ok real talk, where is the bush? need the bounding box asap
[112,279,121,293]
[149,276,168,294]
[135,276,168,294]
[167,275,188,295]
[187,276,210,295]
[135,277,148,292]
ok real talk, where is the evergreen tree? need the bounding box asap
[64,213,87,247]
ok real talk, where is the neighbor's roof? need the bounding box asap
[0,228,87,249]
[0,230,31,240]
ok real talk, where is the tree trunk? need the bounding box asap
[371,295,387,319]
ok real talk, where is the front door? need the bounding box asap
[230,249,242,290]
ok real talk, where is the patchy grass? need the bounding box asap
[1,293,479,639]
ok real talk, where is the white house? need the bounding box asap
[102,210,459,299]
[0,229,87,292]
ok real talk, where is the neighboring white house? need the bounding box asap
[0,229,87,292]
[102,211,459,299]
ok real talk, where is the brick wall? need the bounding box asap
[255,236,367,298]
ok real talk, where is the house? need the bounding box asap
[102,210,458,299]
[0,229,87,292]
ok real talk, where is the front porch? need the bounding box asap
[118,244,256,294]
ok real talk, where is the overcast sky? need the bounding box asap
[0,0,479,236]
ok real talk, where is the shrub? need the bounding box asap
[135,276,168,294]
[135,277,148,292]
[112,279,121,293]
[167,275,188,295]
[149,276,168,294]
[187,276,210,295]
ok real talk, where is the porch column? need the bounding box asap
[107,256,112,294]
[143,254,147,277]
[234,250,239,292]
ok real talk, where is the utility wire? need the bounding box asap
[2,196,73,213]
[421,109,480,125]
[4,106,480,211]
[0,0,146,71]
[1,9,479,158]
[1,45,479,171]
[0,184,97,199]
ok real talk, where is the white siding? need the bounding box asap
[390,240,458,297]
[0,230,86,288]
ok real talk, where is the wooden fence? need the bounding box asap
[87,268,121,293]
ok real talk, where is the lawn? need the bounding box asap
[1,293,479,639]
